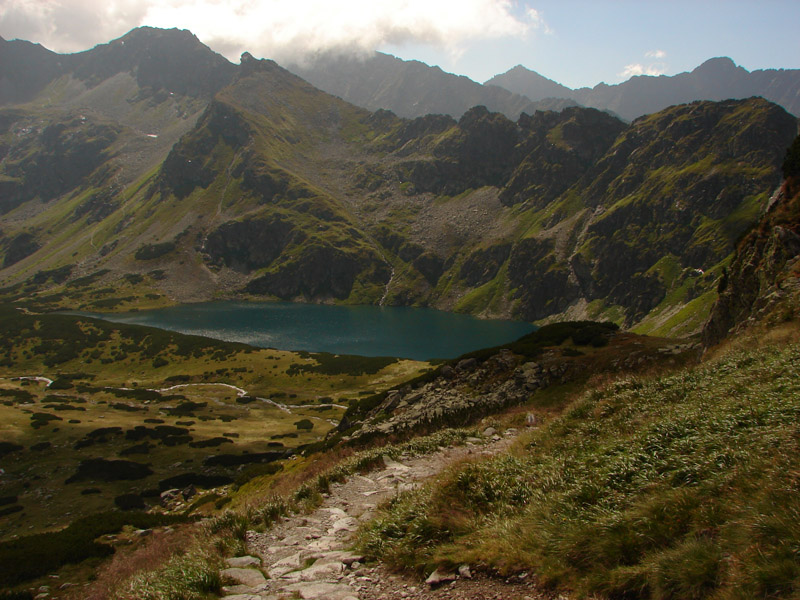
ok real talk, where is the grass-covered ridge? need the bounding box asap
[359,334,800,598]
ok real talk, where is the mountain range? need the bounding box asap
[290,53,800,122]
[488,57,800,122]
[286,51,576,120]
[0,27,798,338]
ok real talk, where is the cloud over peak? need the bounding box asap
[1,0,541,63]
[619,49,668,79]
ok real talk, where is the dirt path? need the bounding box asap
[218,433,551,599]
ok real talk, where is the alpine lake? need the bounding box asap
[78,301,535,360]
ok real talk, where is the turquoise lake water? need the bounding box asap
[80,301,535,361]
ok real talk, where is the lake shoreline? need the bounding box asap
[71,300,535,361]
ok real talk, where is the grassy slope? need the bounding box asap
[359,326,800,599]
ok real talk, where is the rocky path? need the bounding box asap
[217,432,551,600]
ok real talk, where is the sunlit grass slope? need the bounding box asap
[360,332,800,599]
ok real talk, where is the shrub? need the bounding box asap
[65,459,153,483]
[294,419,314,430]
[30,412,62,429]
[0,389,34,403]
[204,452,286,468]
[0,512,185,587]
[134,242,176,261]
[114,494,146,511]
[0,442,23,458]
[188,437,233,448]
[247,496,290,529]
[233,463,283,488]
[0,506,23,518]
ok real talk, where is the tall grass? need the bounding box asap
[359,341,800,598]
[112,542,221,600]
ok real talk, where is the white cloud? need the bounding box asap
[526,7,553,35]
[0,0,148,52]
[619,49,668,79]
[0,0,541,63]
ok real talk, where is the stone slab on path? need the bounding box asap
[281,581,359,600]
[279,559,345,582]
[267,550,304,578]
[226,555,262,568]
[220,567,267,588]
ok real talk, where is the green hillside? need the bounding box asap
[360,331,800,598]
[1,28,797,335]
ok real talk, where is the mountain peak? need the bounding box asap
[692,56,742,75]
[67,26,235,97]
[485,65,574,102]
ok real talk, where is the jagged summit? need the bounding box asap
[65,26,236,97]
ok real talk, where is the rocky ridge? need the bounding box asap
[339,332,698,446]
[703,180,800,346]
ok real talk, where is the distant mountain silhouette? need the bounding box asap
[288,51,576,120]
[487,57,800,121]
[482,65,573,102]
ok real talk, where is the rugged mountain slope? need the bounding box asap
[0,27,235,106]
[488,57,800,121]
[0,27,237,219]
[703,136,800,345]
[288,51,576,120]
[0,28,797,337]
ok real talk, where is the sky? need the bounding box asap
[1,0,799,89]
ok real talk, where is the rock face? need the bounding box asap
[703,181,800,346]
[0,114,120,214]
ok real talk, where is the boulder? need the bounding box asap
[456,358,478,371]
[440,365,457,379]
